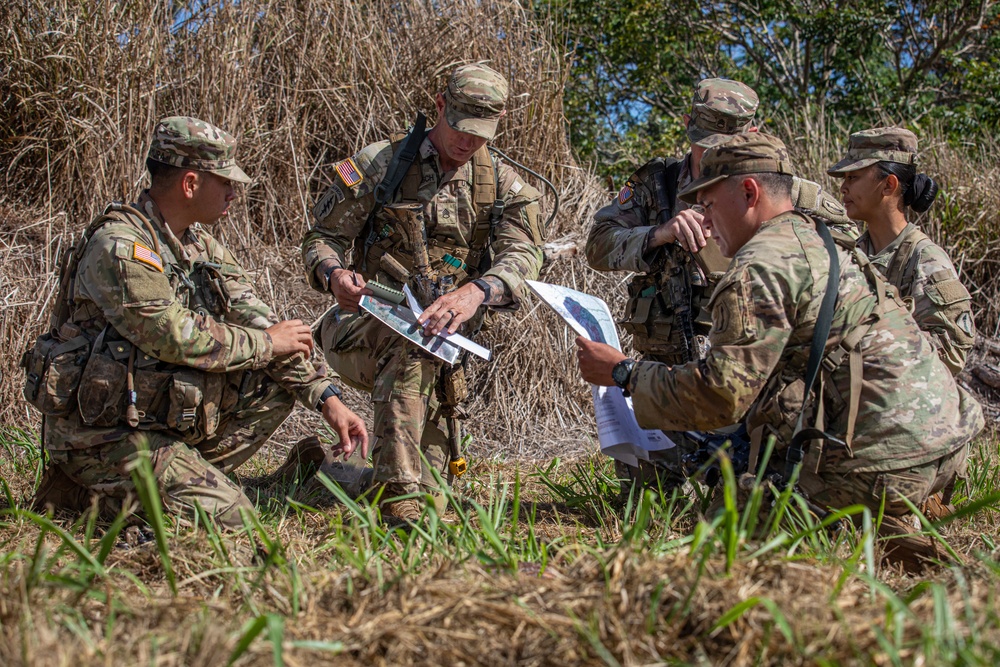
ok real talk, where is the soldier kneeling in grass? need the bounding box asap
[23,117,368,529]
[576,132,984,570]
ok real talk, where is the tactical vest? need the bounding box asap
[354,141,501,297]
[883,224,934,299]
[22,203,241,443]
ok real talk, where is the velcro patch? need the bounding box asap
[132,242,163,272]
[312,184,344,222]
[618,182,634,205]
[335,158,363,187]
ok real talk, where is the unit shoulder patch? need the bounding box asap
[132,242,164,272]
[312,184,345,222]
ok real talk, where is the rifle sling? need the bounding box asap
[360,112,427,271]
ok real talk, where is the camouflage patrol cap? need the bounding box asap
[147,116,250,184]
[827,127,918,175]
[687,78,759,142]
[443,63,509,140]
[678,132,793,203]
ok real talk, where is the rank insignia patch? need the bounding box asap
[618,182,635,205]
[132,242,164,272]
[335,158,363,187]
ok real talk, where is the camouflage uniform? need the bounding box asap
[585,79,854,488]
[303,64,544,498]
[37,118,337,529]
[828,127,975,375]
[622,133,983,515]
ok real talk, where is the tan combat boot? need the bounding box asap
[31,465,95,514]
[263,436,325,486]
[919,492,955,522]
[381,493,423,527]
[878,514,965,573]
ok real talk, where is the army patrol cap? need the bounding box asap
[147,116,251,184]
[687,78,759,142]
[827,126,918,175]
[443,63,509,140]
[679,132,794,203]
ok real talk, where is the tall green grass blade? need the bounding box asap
[128,446,176,595]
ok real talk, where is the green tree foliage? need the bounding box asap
[544,0,999,179]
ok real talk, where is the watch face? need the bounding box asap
[613,360,633,387]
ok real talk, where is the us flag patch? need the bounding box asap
[618,182,635,205]
[335,158,363,187]
[132,242,163,272]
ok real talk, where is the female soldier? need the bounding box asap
[828,127,975,375]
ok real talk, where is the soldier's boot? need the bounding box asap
[381,499,423,527]
[380,484,424,526]
[31,465,96,514]
[919,492,955,522]
[263,436,325,486]
[615,459,685,502]
[878,514,965,573]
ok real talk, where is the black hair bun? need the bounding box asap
[907,173,938,213]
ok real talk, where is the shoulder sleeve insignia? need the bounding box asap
[132,242,164,272]
[335,157,363,187]
[618,181,635,205]
[312,184,345,222]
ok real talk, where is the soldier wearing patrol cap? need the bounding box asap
[25,116,368,529]
[828,126,975,376]
[577,132,983,562]
[303,63,545,523]
[584,78,855,494]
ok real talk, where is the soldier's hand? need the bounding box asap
[418,284,485,336]
[649,208,708,252]
[322,396,370,461]
[329,268,373,313]
[266,319,314,356]
[575,336,627,386]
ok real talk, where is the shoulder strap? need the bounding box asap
[360,112,427,271]
[633,157,682,225]
[784,215,844,483]
[884,225,931,298]
[466,145,503,275]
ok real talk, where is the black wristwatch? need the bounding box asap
[316,383,343,411]
[470,278,492,303]
[611,358,637,396]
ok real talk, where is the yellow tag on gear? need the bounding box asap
[449,457,468,477]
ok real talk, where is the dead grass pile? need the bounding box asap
[0,0,611,455]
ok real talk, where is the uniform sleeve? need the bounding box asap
[301,142,392,290]
[586,172,662,273]
[210,240,334,407]
[480,165,544,308]
[77,225,272,372]
[627,260,792,431]
[908,245,975,375]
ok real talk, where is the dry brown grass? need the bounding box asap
[0,0,613,457]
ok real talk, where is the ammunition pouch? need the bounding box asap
[620,274,674,353]
[77,342,129,427]
[438,364,469,419]
[21,328,90,417]
[166,370,226,443]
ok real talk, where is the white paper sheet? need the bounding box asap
[526,280,675,463]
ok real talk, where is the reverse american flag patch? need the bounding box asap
[132,242,164,272]
[618,182,634,205]
[335,158,363,187]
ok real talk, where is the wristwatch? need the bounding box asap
[611,358,637,396]
[470,278,492,303]
[316,383,343,412]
